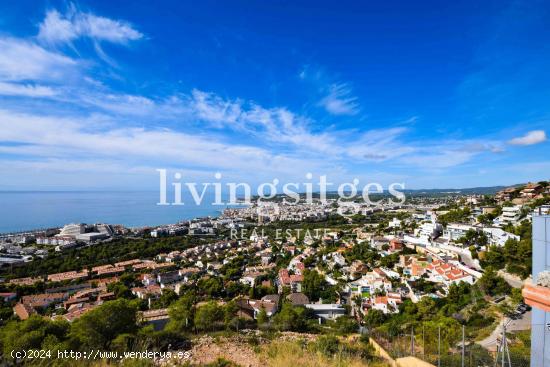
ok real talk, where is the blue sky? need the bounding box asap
[0,0,549,190]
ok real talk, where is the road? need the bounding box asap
[497,270,525,289]
[477,311,531,351]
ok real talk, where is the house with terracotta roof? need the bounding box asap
[235,297,278,319]
[372,292,402,314]
[400,255,429,278]
[349,260,369,277]
[520,183,543,199]
[21,292,68,308]
[131,285,163,300]
[95,265,125,276]
[157,270,182,287]
[63,302,97,322]
[240,270,266,287]
[114,259,143,267]
[47,270,89,283]
[427,260,474,287]
[8,277,42,286]
[389,238,404,251]
[277,268,303,293]
[286,292,309,305]
[13,302,36,320]
[63,297,90,309]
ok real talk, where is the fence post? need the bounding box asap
[438,325,441,367]
[462,324,465,367]
[501,323,511,367]
[411,325,415,356]
[422,324,425,360]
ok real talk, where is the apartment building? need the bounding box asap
[523,208,550,367]
[499,205,523,225]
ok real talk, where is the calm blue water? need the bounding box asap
[0,191,237,233]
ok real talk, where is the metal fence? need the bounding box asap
[368,321,539,367]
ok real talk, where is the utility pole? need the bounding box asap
[495,320,512,367]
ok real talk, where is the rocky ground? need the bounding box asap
[159,330,319,367]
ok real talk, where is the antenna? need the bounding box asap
[494,318,512,367]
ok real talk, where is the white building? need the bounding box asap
[388,218,402,228]
[59,223,85,237]
[443,223,476,241]
[499,205,523,225]
[347,272,392,299]
[482,227,520,247]
[305,304,346,320]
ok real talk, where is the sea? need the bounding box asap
[0,191,242,234]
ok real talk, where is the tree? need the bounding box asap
[272,303,309,331]
[197,278,224,298]
[438,208,471,226]
[481,245,505,269]
[194,302,224,331]
[302,270,325,302]
[330,315,358,334]
[456,230,488,249]
[477,268,511,297]
[152,289,178,309]
[223,301,239,328]
[70,299,138,349]
[256,307,268,325]
[167,292,196,332]
[107,282,134,299]
[363,309,386,329]
[0,316,70,358]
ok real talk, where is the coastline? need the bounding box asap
[0,190,249,235]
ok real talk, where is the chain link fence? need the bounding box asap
[367,321,538,367]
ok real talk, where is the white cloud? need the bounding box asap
[37,10,78,44]
[319,83,359,116]
[185,90,416,161]
[0,37,77,81]
[190,90,242,126]
[508,130,547,146]
[38,7,143,45]
[0,109,330,177]
[0,82,56,97]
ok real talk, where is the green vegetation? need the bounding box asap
[437,208,471,226]
[365,280,505,357]
[476,268,511,296]
[0,298,186,362]
[482,220,532,279]
[302,270,339,303]
[0,236,204,280]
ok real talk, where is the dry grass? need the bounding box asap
[261,340,389,367]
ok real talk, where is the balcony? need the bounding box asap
[522,280,550,312]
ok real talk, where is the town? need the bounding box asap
[0,181,548,366]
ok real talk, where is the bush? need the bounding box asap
[315,335,340,356]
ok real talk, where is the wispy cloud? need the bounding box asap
[0,82,56,97]
[319,83,359,116]
[0,4,534,189]
[298,66,360,116]
[38,7,143,45]
[508,130,547,146]
[0,37,77,82]
[0,109,332,179]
